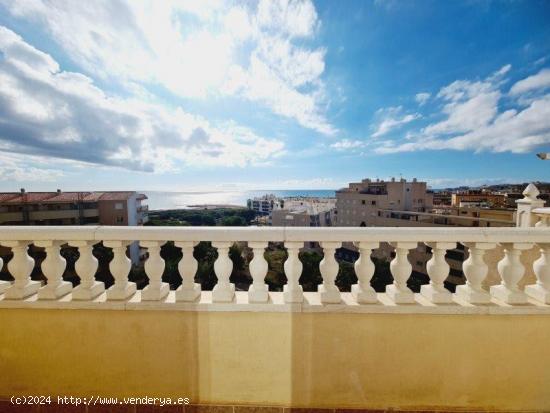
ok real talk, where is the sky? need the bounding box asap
[0,0,549,192]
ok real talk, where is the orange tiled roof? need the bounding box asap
[0,191,145,204]
[97,192,135,201]
[3,193,58,203]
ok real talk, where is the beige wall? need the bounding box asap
[1,308,550,411]
[98,200,129,225]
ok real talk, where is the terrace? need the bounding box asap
[1,185,550,412]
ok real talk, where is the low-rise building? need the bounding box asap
[270,197,336,227]
[247,194,279,215]
[451,190,506,208]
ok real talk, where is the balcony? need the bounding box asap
[1,223,550,412]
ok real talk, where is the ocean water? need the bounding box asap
[143,190,336,211]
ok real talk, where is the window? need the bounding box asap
[116,216,124,223]
[371,200,376,206]
[115,202,123,210]
[362,200,365,205]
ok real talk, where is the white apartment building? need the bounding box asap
[270,197,336,227]
[247,194,279,215]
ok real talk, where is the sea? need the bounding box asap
[143,190,336,211]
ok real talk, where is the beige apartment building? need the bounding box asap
[271,197,336,227]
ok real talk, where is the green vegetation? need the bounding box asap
[145,208,256,227]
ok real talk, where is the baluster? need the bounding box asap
[351,242,378,303]
[0,255,10,294]
[535,216,549,227]
[212,241,235,302]
[69,240,104,300]
[283,241,303,303]
[525,243,550,304]
[455,243,495,304]
[319,241,341,303]
[141,241,169,301]
[420,242,455,304]
[248,242,269,303]
[175,241,201,302]
[3,241,40,299]
[104,241,136,300]
[35,241,71,299]
[490,243,532,304]
[387,242,417,303]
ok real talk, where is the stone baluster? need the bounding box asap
[283,241,303,303]
[535,215,549,227]
[104,241,136,300]
[35,241,71,299]
[490,243,532,304]
[3,241,40,299]
[516,183,544,227]
[69,240,104,300]
[0,254,10,294]
[387,242,417,304]
[351,242,378,303]
[525,243,550,304]
[212,242,235,302]
[175,241,201,302]
[248,242,269,303]
[456,243,495,304]
[141,241,169,301]
[420,242,456,304]
[318,241,342,303]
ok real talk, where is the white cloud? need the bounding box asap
[371,106,421,138]
[509,68,550,96]
[415,92,430,106]
[330,139,366,150]
[0,0,335,135]
[0,153,64,182]
[0,26,285,172]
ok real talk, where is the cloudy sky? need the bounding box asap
[0,0,549,191]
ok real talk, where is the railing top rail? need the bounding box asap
[0,225,549,243]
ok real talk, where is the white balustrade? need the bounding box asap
[490,243,532,304]
[525,243,550,304]
[248,241,269,303]
[70,240,104,300]
[455,243,495,304]
[0,255,10,294]
[3,241,40,299]
[212,241,235,302]
[283,241,303,303]
[35,240,71,299]
[104,240,136,300]
[141,241,169,301]
[318,241,342,303]
[387,242,417,303]
[351,242,378,303]
[175,241,201,302]
[420,242,456,304]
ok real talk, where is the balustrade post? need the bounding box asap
[175,241,201,302]
[319,241,342,303]
[351,242,378,303]
[3,241,40,299]
[516,183,544,227]
[525,243,550,304]
[35,240,71,299]
[248,241,269,303]
[283,241,303,303]
[456,242,495,304]
[104,240,136,300]
[141,241,169,301]
[212,241,235,302]
[0,255,10,294]
[490,243,532,304]
[387,242,417,303]
[420,242,456,304]
[69,240,104,300]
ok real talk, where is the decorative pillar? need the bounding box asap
[387,242,417,303]
[525,243,550,304]
[455,242,495,304]
[0,255,10,294]
[420,242,456,303]
[516,183,544,227]
[35,240,71,299]
[104,241,136,300]
[141,241,169,301]
[318,241,342,303]
[351,242,378,303]
[211,241,235,302]
[283,241,303,303]
[3,241,40,299]
[69,240,104,300]
[175,241,201,302]
[490,243,532,304]
[248,241,269,303]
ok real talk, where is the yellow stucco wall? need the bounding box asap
[1,309,549,411]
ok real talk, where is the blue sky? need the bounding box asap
[0,0,549,191]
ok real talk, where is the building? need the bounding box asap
[247,194,279,215]
[0,189,148,226]
[335,177,433,227]
[451,190,506,208]
[270,197,336,227]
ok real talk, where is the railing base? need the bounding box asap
[525,284,550,304]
